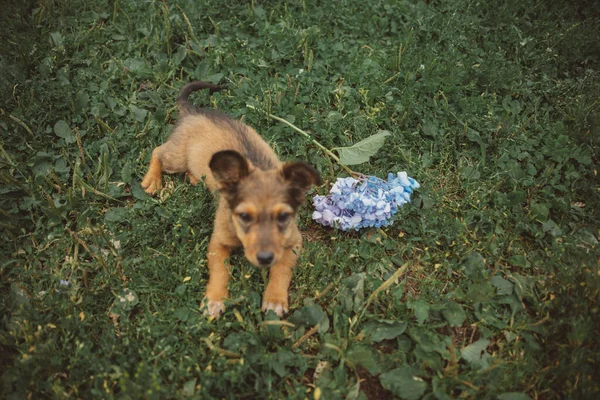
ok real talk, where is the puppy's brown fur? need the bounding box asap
[141,82,320,317]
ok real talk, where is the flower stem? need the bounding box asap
[246,105,358,177]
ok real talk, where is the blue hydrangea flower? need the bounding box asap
[312,172,420,231]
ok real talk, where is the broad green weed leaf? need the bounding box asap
[506,160,525,181]
[339,273,365,313]
[460,165,481,181]
[206,72,224,84]
[432,376,453,400]
[346,380,361,400]
[49,31,62,47]
[333,130,391,165]
[509,273,531,302]
[105,207,128,222]
[123,58,152,78]
[75,91,89,111]
[325,111,343,125]
[366,320,408,342]
[530,203,549,221]
[121,161,132,184]
[346,344,384,375]
[542,219,562,236]
[132,183,150,200]
[131,105,148,123]
[182,378,196,397]
[466,128,483,146]
[253,6,266,18]
[54,120,75,143]
[379,366,428,400]
[422,119,437,137]
[490,275,514,296]
[464,253,485,280]
[113,289,139,314]
[497,392,531,400]
[54,157,70,176]
[460,339,491,369]
[173,45,187,66]
[507,190,526,206]
[509,254,530,269]
[289,303,326,326]
[174,307,190,322]
[407,300,430,324]
[441,301,466,327]
[32,152,53,176]
[414,345,443,370]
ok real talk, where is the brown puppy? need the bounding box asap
[141,82,320,317]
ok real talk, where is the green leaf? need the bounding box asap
[174,307,190,322]
[460,339,491,369]
[422,119,438,137]
[131,105,148,123]
[173,45,187,66]
[507,190,526,206]
[333,130,391,165]
[497,393,531,400]
[407,300,430,324]
[253,6,266,18]
[542,219,562,236]
[339,273,365,313]
[288,303,326,326]
[75,91,89,111]
[182,378,196,397]
[105,207,128,222]
[508,273,531,302]
[346,380,361,400]
[325,111,343,125]
[32,152,53,177]
[379,366,428,400]
[464,253,485,280]
[466,128,483,146]
[490,276,514,296]
[508,254,530,269]
[530,203,549,221]
[132,183,150,200]
[121,161,132,184]
[49,31,62,47]
[441,301,466,327]
[54,120,76,144]
[408,327,451,357]
[460,165,481,181]
[123,58,153,78]
[366,320,408,342]
[113,289,139,313]
[346,344,384,375]
[206,72,224,84]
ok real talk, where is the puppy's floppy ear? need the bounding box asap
[209,150,249,192]
[282,162,321,208]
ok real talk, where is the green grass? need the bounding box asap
[1,0,599,398]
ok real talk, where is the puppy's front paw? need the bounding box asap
[262,295,289,317]
[202,299,226,318]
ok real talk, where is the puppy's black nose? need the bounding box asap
[257,251,274,266]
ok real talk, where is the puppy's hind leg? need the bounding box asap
[142,141,188,195]
[141,147,164,195]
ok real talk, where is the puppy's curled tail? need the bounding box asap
[177,81,225,116]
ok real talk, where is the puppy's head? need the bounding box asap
[210,150,320,267]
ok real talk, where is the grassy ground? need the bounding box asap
[1,0,599,398]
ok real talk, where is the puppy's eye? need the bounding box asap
[277,212,291,224]
[238,212,253,223]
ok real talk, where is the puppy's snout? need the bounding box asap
[256,251,274,266]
